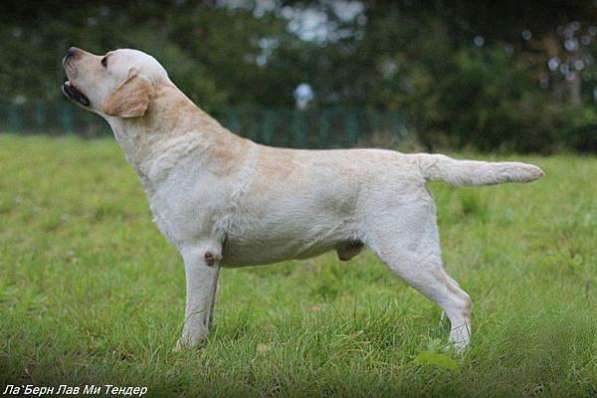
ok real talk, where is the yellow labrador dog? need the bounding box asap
[62,47,544,351]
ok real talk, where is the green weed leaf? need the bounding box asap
[414,351,459,371]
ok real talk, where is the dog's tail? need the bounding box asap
[412,154,544,186]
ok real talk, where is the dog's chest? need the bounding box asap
[144,166,235,247]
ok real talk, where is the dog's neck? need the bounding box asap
[105,84,253,191]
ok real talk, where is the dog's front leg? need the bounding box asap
[175,243,221,351]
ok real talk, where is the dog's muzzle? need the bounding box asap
[61,81,90,107]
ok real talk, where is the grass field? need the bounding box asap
[0,134,596,397]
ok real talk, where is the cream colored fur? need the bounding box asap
[62,47,544,351]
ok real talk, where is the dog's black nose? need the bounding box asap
[65,47,80,59]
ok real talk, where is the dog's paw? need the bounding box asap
[172,339,186,353]
[173,335,207,352]
[443,340,469,355]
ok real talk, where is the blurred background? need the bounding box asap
[1,0,596,152]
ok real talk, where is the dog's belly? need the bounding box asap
[220,218,351,267]
[220,238,336,267]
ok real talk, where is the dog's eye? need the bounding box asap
[101,57,108,68]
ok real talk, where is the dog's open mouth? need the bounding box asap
[61,81,90,107]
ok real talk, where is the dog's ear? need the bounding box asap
[103,68,154,118]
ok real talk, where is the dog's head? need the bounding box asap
[62,47,169,118]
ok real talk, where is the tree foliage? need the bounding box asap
[0,0,595,152]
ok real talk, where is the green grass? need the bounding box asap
[1,135,596,397]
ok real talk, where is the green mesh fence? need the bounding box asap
[0,101,408,148]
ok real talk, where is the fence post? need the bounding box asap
[318,110,330,148]
[261,110,275,145]
[345,110,359,146]
[35,101,45,131]
[246,107,260,141]
[9,104,24,132]
[292,111,307,148]
[390,111,405,139]
[225,108,240,134]
[61,104,75,133]
[367,109,381,134]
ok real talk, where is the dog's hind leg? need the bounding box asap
[364,198,472,351]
